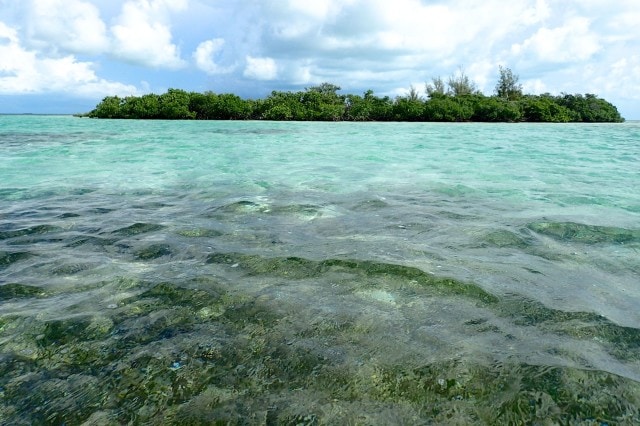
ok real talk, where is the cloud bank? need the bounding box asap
[0,0,638,117]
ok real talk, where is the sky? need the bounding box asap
[0,0,639,118]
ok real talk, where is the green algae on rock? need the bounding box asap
[495,296,640,361]
[528,221,640,244]
[176,228,223,238]
[207,253,500,304]
[1,267,640,424]
[0,251,32,269]
[135,243,173,260]
[0,283,45,300]
[479,229,533,249]
[0,224,62,241]
[111,222,165,236]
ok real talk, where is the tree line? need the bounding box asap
[86,67,624,122]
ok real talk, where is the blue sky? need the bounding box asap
[1,0,638,118]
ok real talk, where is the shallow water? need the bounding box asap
[1,116,639,424]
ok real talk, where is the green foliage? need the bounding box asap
[299,83,346,121]
[257,90,305,120]
[158,88,196,120]
[214,93,253,120]
[344,90,393,121]
[262,103,293,121]
[519,94,573,122]
[300,90,345,121]
[344,93,372,121]
[367,90,394,121]
[470,95,522,122]
[495,66,523,101]
[447,68,478,96]
[121,94,160,119]
[425,76,446,99]
[188,91,219,120]
[556,93,624,122]
[423,96,473,122]
[88,95,122,118]
[86,70,624,122]
[393,97,424,121]
[306,82,341,97]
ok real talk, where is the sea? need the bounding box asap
[1,115,639,424]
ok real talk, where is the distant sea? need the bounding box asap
[1,115,639,424]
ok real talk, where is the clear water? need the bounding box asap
[1,115,639,424]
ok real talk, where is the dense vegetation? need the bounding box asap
[86,68,624,122]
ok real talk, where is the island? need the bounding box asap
[85,67,624,123]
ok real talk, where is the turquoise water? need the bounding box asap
[1,115,639,424]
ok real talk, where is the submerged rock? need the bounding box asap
[38,315,113,347]
[64,235,117,248]
[0,251,32,269]
[135,243,173,260]
[51,262,95,275]
[481,229,532,248]
[112,222,164,236]
[0,283,45,300]
[214,200,265,214]
[1,259,639,424]
[176,228,223,238]
[528,221,640,244]
[206,253,499,303]
[0,224,61,241]
[350,198,390,211]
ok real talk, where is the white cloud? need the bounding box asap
[264,0,339,39]
[512,17,601,63]
[157,0,189,11]
[1,0,640,116]
[111,0,186,69]
[522,78,548,95]
[286,0,336,20]
[193,38,234,74]
[249,0,574,90]
[24,0,109,55]
[0,21,137,97]
[587,56,640,99]
[244,56,278,80]
[262,0,554,58]
[520,0,552,25]
[0,20,18,44]
[6,0,188,68]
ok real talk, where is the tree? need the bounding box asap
[121,93,160,119]
[258,90,306,120]
[158,88,195,119]
[407,85,421,101]
[86,83,623,123]
[88,96,123,118]
[425,76,446,98]
[345,92,371,121]
[447,68,477,96]
[423,97,473,121]
[215,93,253,119]
[556,93,624,122]
[306,82,342,97]
[189,91,219,120]
[393,97,424,121]
[495,66,522,101]
[519,94,572,122]
[300,83,345,120]
[471,95,522,122]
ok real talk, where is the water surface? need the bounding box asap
[1,116,639,424]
